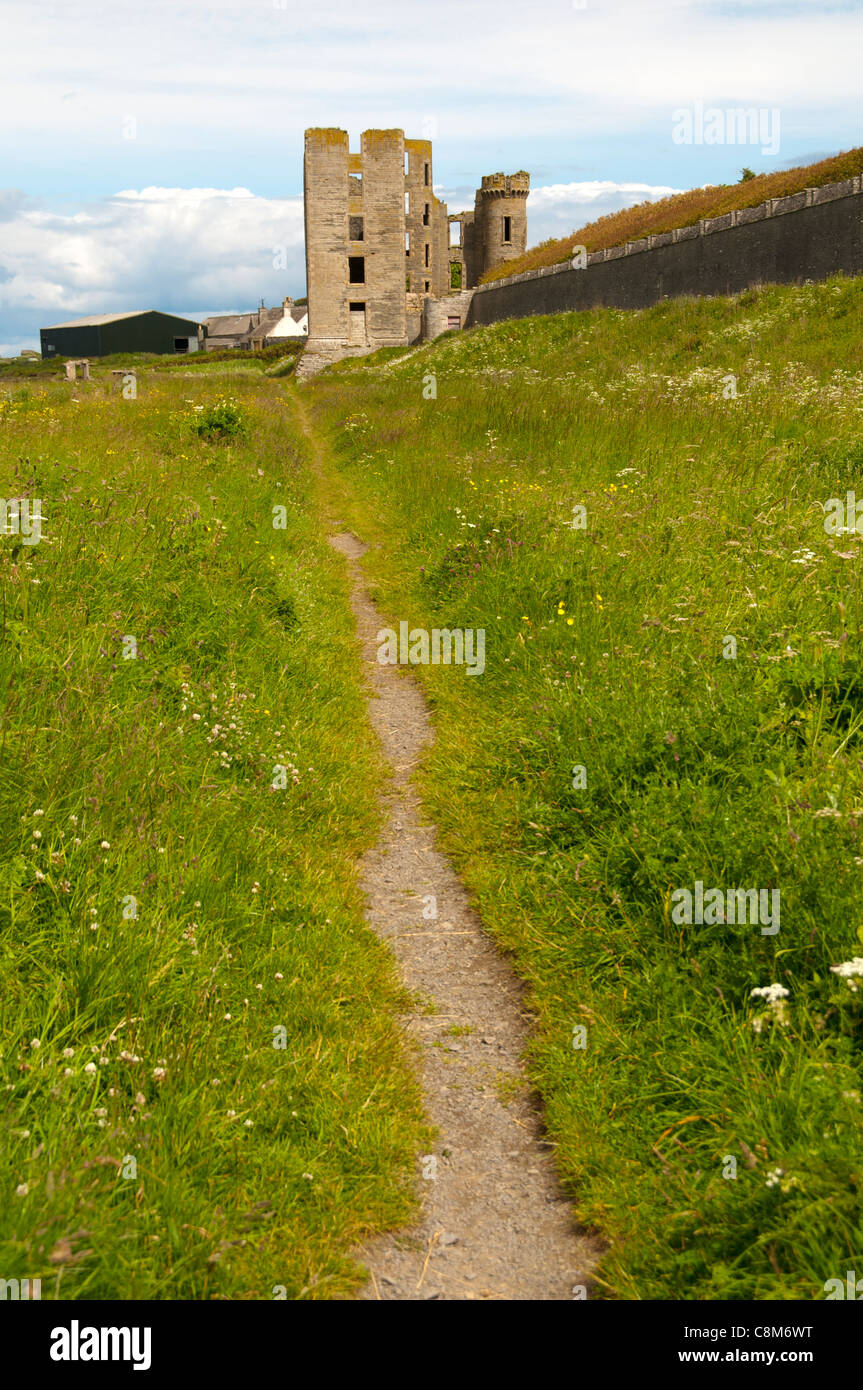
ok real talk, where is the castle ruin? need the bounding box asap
[299,127,528,375]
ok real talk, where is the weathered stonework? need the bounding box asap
[299,127,530,376]
[473,172,529,277]
[421,289,476,341]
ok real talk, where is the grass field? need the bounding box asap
[0,369,426,1298]
[305,274,863,1299]
[4,274,861,1301]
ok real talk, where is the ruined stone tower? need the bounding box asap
[473,172,530,276]
[299,127,529,374]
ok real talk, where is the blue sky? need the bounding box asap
[2,0,862,353]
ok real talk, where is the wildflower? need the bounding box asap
[30,1038,41,1049]
[84,1062,97,1074]
[751,982,790,1029]
[830,957,863,992]
[152,1067,167,1081]
[15,1183,29,1197]
[750,984,789,1003]
[100,840,110,850]
[765,1168,784,1188]
[62,1047,74,1058]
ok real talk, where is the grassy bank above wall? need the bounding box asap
[481,145,863,283]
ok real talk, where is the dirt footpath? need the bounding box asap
[329,530,600,1301]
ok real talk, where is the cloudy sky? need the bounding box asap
[2,0,862,353]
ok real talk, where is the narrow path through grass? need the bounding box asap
[288,387,599,1298]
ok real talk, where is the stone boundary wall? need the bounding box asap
[466,178,863,329]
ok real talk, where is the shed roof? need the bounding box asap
[43,311,150,329]
[43,310,202,329]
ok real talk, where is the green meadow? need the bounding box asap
[2,274,862,1301]
[306,274,863,1299]
[0,370,426,1299]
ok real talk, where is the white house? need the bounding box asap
[267,297,309,340]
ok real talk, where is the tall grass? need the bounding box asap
[308,275,863,1299]
[0,368,426,1299]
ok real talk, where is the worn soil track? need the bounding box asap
[295,393,599,1300]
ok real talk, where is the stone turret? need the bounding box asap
[473,171,530,278]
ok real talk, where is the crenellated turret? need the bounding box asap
[473,171,530,278]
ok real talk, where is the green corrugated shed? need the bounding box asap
[40,311,205,359]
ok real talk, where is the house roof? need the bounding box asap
[205,314,256,337]
[242,308,285,338]
[43,310,202,329]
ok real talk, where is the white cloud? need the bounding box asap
[0,186,305,351]
[526,180,683,239]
